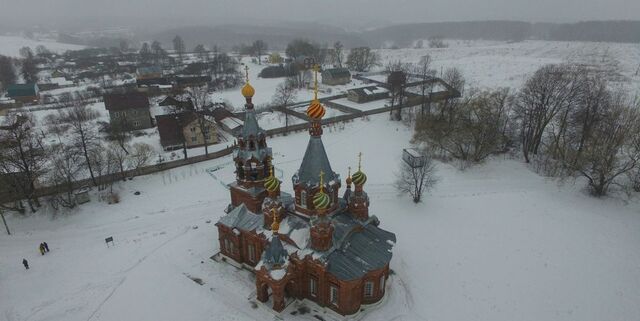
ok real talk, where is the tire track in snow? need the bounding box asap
[86,226,191,321]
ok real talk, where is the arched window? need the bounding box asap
[364,281,374,297]
[301,190,307,208]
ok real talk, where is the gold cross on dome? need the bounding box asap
[358,152,362,171]
[319,170,325,192]
[312,64,320,100]
[244,65,250,83]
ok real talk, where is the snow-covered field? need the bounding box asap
[378,40,640,92]
[2,39,640,321]
[0,35,85,57]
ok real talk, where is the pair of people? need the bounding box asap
[39,242,50,255]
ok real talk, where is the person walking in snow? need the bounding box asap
[43,242,49,253]
[22,258,29,270]
[39,243,45,255]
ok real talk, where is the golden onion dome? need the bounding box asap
[352,170,367,186]
[313,190,331,210]
[306,99,326,119]
[241,83,255,98]
[271,217,280,232]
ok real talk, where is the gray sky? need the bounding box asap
[1,0,639,30]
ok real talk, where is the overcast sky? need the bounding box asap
[1,0,638,30]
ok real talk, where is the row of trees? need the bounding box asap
[0,46,46,91]
[413,63,640,196]
[1,104,155,214]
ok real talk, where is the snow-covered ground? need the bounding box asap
[376,40,640,92]
[2,39,640,321]
[2,113,640,321]
[0,35,85,57]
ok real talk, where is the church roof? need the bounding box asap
[262,235,288,267]
[294,136,338,186]
[326,215,396,280]
[217,204,263,231]
[241,108,264,139]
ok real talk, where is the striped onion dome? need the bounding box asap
[352,170,367,186]
[264,174,280,192]
[306,99,326,119]
[313,190,331,210]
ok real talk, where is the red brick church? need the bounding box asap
[215,68,396,316]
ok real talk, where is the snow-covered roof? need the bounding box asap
[220,117,243,130]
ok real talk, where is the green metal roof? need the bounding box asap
[7,84,38,97]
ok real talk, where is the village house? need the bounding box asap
[155,111,218,151]
[215,70,395,316]
[347,86,389,103]
[6,84,39,105]
[321,68,351,86]
[136,66,163,80]
[103,92,153,130]
[210,106,244,134]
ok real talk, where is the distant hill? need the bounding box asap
[145,23,369,50]
[362,20,640,47]
[79,20,640,51]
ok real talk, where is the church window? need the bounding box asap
[301,191,307,208]
[309,277,317,297]
[329,285,339,306]
[248,244,256,262]
[364,281,374,297]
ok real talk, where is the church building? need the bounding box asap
[215,66,396,316]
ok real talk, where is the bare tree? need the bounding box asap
[332,41,344,68]
[0,55,17,92]
[251,40,267,65]
[569,97,640,196]
[272,79,298,135]
[48,143,83,209]
[414,55,436,118]
[395,148,438,203]
[128,143,154,174]
[173,35,186,62]
[514,64,581,163]
[414,89,513,167]
[184,85,215,155]
[57,103,100,186]
[346,47,380,72]
[0,114,47,213]
[101,119,131,155]
[386,61,410,121]
[139,42,153,64]
[20,48,38,83]
[108,143,129,182]
[428,36,448,48]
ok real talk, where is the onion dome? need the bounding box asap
[271,217,280,232]
[241,83,255,98]
[264,166,280,192]
[352,152,367,186]
[313,190,330,210]
[270,208,280,232]
[313,170,331,210]
[241,65,255,98]
[306,99,326,119]
[351,170,367,186]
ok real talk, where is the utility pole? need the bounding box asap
[1,209,10,235]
